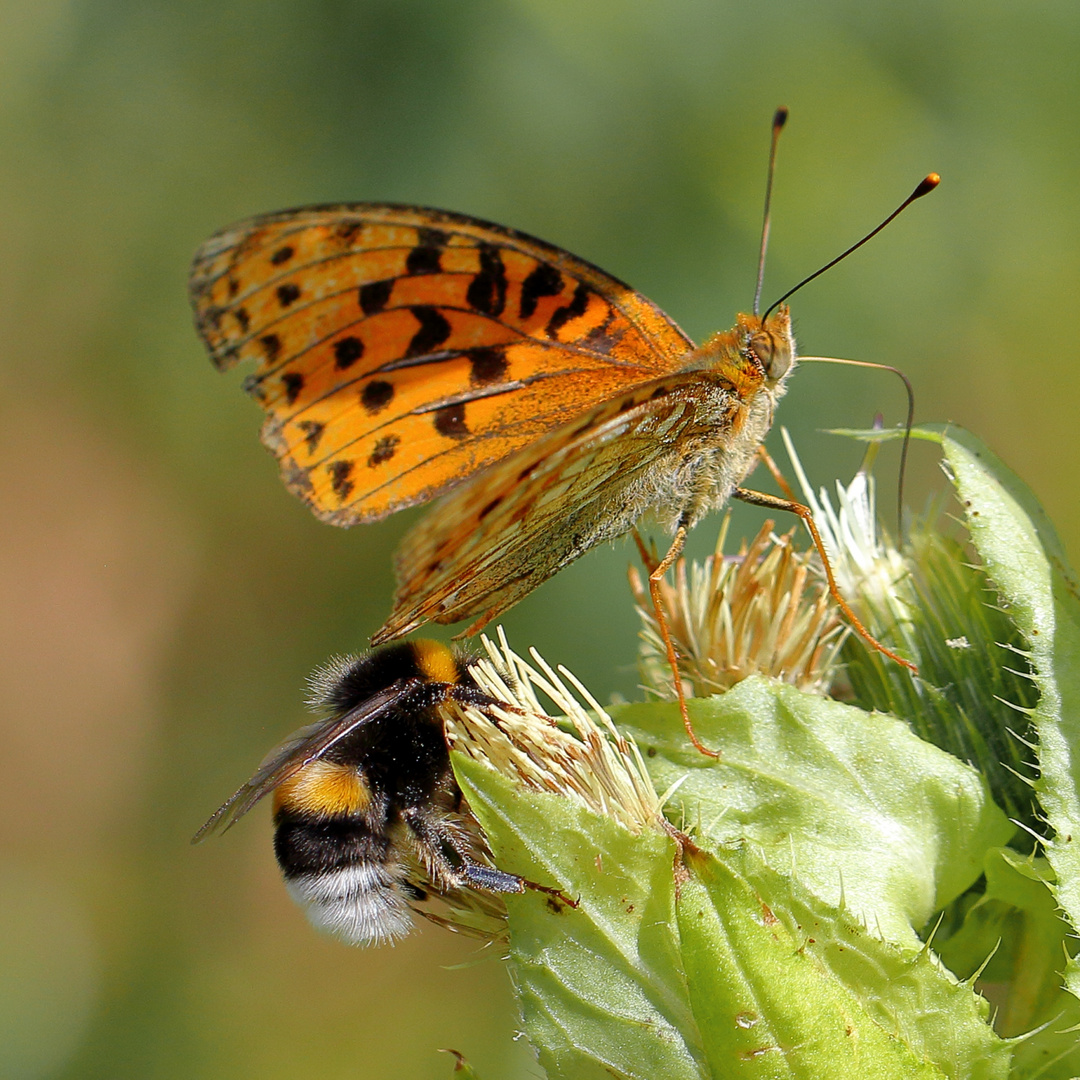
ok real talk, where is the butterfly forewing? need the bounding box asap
[190,204,696,526]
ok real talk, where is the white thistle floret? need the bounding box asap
[781,427,915,630]
[445,629,661,835]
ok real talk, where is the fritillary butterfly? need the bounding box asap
[190,206,791,613]
[190,113,930,754]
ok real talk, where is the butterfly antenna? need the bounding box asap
[754,106,789,316]
[763,173,940,320]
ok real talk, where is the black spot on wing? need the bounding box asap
[519,262,563,320]
[407,307,452,357]
[434,403,468,439]
[270,245,294,265]
[359,279,393,315]
[233,306,250,332]
[327,459,355,501]
[368,435,399,467]
[466,243,508,317]
[336,220,362,245]
[582,306,620,352]
[467,346,509,386]
[334,336,364,370]
[261,333,282,361]
[297,420,325,454]
[362,380,395,414]
[277,282,301,308]
[547,283,590,338]
[282,371,304,405]
[406,227,446,275]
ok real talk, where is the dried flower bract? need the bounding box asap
[630,512,848,700]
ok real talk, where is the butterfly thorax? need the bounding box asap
[605,306,793,538]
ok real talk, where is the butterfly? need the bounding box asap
[189,113,929,754]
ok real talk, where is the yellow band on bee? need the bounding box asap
[411,640,460,685]
[273,760,371,817]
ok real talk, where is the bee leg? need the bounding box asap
[459,862,525,894]
[462,863,578,909]
[406,809,576,908]
[448,683,527,723]
[734,487,918,675]
[447,679,556,730]
[401,807,504,892]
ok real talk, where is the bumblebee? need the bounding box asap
[194,640,527,945]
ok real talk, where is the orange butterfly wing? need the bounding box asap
[189,204,696,525]
[373,368,747,643]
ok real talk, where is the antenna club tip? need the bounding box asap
[914,173,941,198]
[773,106,789,128]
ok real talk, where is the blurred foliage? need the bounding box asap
[2,2,1079,1078]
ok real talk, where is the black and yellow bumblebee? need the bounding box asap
[194,640,527,945]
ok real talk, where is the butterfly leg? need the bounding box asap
[733,488,919,675]
[648,524,720,759]
[754,444,797,502]
[631,528,659,575]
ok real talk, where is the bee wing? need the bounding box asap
[192,679,416,842]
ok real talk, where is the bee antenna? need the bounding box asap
[753,107,789,316]
[763,173,940,320]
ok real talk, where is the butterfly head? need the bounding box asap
[692,306,795,392]
[741,306,795,387]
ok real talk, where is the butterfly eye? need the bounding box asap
[750,331,792,382]
[750,331,773,366]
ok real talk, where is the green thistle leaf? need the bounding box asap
[677,846,1008,1080]
[453,673,1014,1078]
[618,679,1013,945]
[453,753,705,1080]
[935,849,1080,1078]
[908,425,1080,1005]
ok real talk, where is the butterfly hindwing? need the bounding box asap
[374,369,746,642]
[190,204,696,525]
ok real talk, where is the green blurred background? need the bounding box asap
[3,2,1078,1077]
